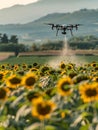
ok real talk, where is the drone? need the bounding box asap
[45,23,82,36]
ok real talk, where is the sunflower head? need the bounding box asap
[68,71,77,78]
[45,88,56,98]
[6,75,22,89]
[59,61,66,70]
[90,62,97,67]
[1,64,6,69]
[27,91,42,102]
[79,82,98,103]
[92,76,98,82]
[22,63,27,70]
[95,66,98,71]
[28,64,32,69]
[0,71,5,81]
[67,63,74,70]
[40,65,50,74]
[48,69,56,75]
[57,76,73,96]
[22,73,37,89]
[17,71,25,76]
[32,98,56,120]
[0,87,10,101]
[13,64,19,71]
[73,74,89,84]
[30,68,38,72]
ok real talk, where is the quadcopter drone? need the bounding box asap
[45,23,82,36]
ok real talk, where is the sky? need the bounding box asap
[0,0,39,9]
[0,0,98,10]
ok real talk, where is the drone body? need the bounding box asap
[45,23,82,36]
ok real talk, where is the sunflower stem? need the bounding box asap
[40,120,45,130]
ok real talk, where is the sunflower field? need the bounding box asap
[0,61,98,130]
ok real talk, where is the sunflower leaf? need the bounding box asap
[45,125,57,130]
[79,124,90,130]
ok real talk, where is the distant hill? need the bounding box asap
[0,0,73,24]
[0,9,98,42]
[0,0,97,24]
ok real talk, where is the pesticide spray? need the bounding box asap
[48,35,85,68]
[47,36,69,68]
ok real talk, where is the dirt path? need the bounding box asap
[0,52,14,61]
[19,50,98,56]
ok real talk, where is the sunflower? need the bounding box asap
[60,70,66,76]
[68,71,77,78]
[22,73,37,89]
[0,64,6,70]
[79,82,98,103]
[90,62,97,67]
[61,112,66,119]
[40,65,50,74]
[33,62,38,67]
[32,98,56,120]
[13,64,19,71]
[73,74,89,84]
[67,63,74,70]
[29,67,38,73]
[95,66,98,71]
[0,87,10,101]
[22,63,28,70]
[27,91,42,102]
[0,71,5,81]
[92,76,98,82]
[6,75,22,89]
[57,76,73,96]
[59,61,66,70]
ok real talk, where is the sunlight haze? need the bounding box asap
[0,0,39,9]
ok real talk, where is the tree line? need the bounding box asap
[0,33,26,56]
[0,34,98,56]
[0,33,18,44]
[30,35,98,51]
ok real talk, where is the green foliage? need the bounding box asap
[1,34,9,43]
[40,40,64,50]
[0,33,18,44]
[30,35,98,51]
[69,35,98,50]
[0,43,26,52]
[10,35,18,44]
[0,55,98,65]
[31,40,64,51]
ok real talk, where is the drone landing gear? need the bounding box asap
[62,32,66,35]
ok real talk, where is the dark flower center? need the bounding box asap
[61,82,70,91]
[27,92,39,101]
[37,103,51,115]
[61,64,66,69]
[26,77,36,86]
[85,89,97,97]
[0,88,6,99]
[9,77,21,85]
[0,74,4,80]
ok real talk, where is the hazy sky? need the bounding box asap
[0,0,39,9]
[0,0,98,10]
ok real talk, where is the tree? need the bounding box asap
[1,33,8,43]
[10,35,18,43]
[0,33,2,43]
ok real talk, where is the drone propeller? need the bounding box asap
[76,24,83,26]
[44,23,55,30]
[44,23,82,36]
